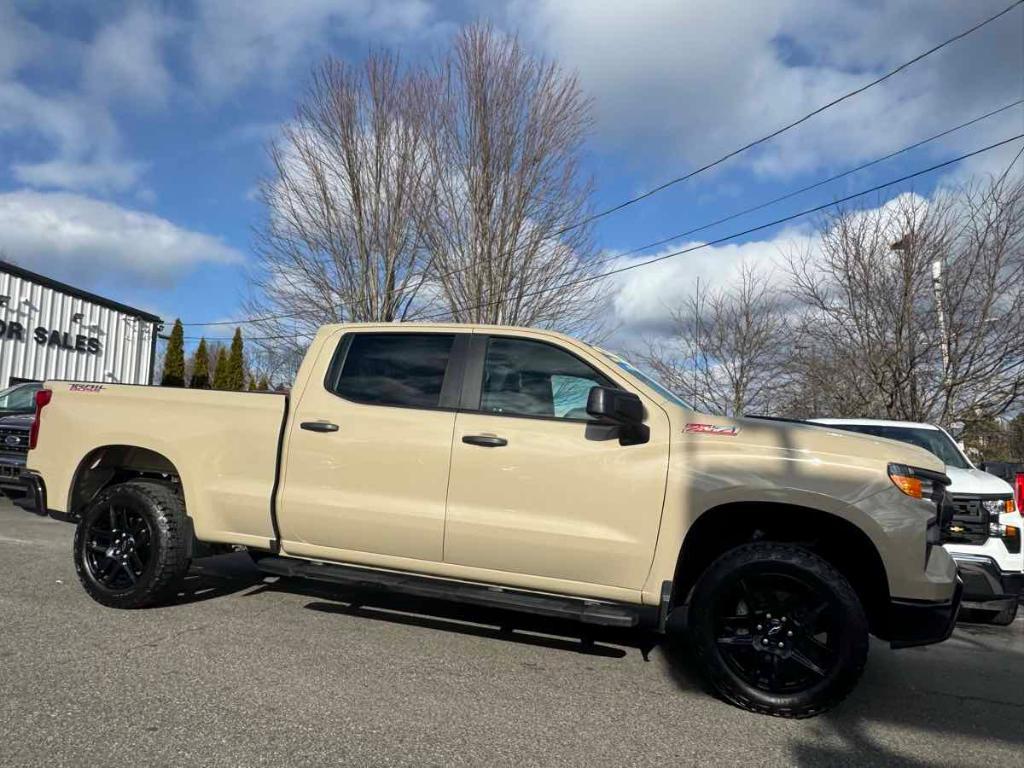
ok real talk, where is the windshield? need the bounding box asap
[830,424,971,470]
[599,350,692,409]
[0,383,41,414]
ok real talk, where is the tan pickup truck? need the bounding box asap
[24,323,962,717]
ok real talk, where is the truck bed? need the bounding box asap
[28,382,288,549]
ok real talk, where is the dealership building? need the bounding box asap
[0,260,161,387]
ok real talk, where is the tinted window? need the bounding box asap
[831,424,971,469]
[480,338,610,420]
[332,334,455,408]
[0,383,40,413]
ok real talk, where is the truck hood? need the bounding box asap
[943,466,1014,496]
[678,413,946,474]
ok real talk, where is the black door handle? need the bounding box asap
[462,434,508,447]
[301,421,339,433]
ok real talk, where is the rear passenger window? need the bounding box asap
[331,334,455,408]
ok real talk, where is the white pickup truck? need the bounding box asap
[813,419,1022,624]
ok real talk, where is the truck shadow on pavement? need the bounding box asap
[788,621,1024,766]
[163,552,266,606]
[269,574,668,661]
[175,553,1024,764]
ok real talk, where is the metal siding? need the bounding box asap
[0,266,157,387]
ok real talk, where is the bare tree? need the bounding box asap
[246,52,432,360]
[787,174,1024,430]
[416,25,604,336]
[639,263,790,416]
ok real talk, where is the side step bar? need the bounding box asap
[254,555,641,628]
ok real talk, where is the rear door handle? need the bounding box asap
[301,421,339,433]
[462,434,508,448]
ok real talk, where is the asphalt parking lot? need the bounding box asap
[2,497,1023,767]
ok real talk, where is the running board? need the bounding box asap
[254,555,641,628]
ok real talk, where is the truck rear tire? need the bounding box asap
[73,480,191,609]
[687,542,869,718]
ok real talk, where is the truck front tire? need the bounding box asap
[73,480,191,609]
[687,542,869,718]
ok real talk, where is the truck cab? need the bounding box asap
[812,419,1022,624]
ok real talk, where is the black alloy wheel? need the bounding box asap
[713,572,840,694]
[73,480,191,608]
[687,542,869,718]
[81,503,153,591]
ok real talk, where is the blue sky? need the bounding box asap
[1,0,1022,351]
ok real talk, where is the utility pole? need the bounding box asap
[931,257,950,385]
[891,234,950,385]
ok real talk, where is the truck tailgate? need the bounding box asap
[28,382,287,549]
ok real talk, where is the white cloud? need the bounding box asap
[11,158,146,195]
[188,0,441,97]
[0,5,169,195]
[605,225,815,341]
[83,7,176,109]
[0,4,48,78]
[508,0,1024,180]
[0,190,242,288]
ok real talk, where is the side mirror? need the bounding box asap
[586,386,644,425]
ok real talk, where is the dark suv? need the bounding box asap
[0,382,41,497]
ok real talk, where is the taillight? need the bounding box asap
[29,388,52,450]
[1015,473,1024,517]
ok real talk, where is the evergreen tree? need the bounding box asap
[161,320,185,387]
[257,375,270,392]
[189,338,211,389]
[227,328,246,391]
[212,347,230,390]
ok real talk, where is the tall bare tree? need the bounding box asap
[246,52,432,356]
[787,175,1024,430]
[416,25,604,335]
[640,263,790,416]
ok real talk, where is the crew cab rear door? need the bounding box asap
[277,330,468,563]
[442,332,670,591]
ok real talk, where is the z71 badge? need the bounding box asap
[684,423,740,436]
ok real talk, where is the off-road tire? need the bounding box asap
[687,542,869,718]
[73,480,191,608]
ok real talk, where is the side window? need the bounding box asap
[480,337,611,420]
[331,333,455,408]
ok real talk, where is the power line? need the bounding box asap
[607,98,1024,263]
[179,1,1023,333]
[554,0,1024,236]
[997,142,1024,185]
[182,100,1022,334]
[180,134,1024,341]
[412,134,1024,321]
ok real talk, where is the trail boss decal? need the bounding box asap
[685,423,740,436]
[69,384,104,392]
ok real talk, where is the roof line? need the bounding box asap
[0,259,163,325]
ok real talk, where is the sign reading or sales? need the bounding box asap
[0,320,102,354]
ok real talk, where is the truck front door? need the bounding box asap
[277,330,467,563]
[443,333,671,591]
